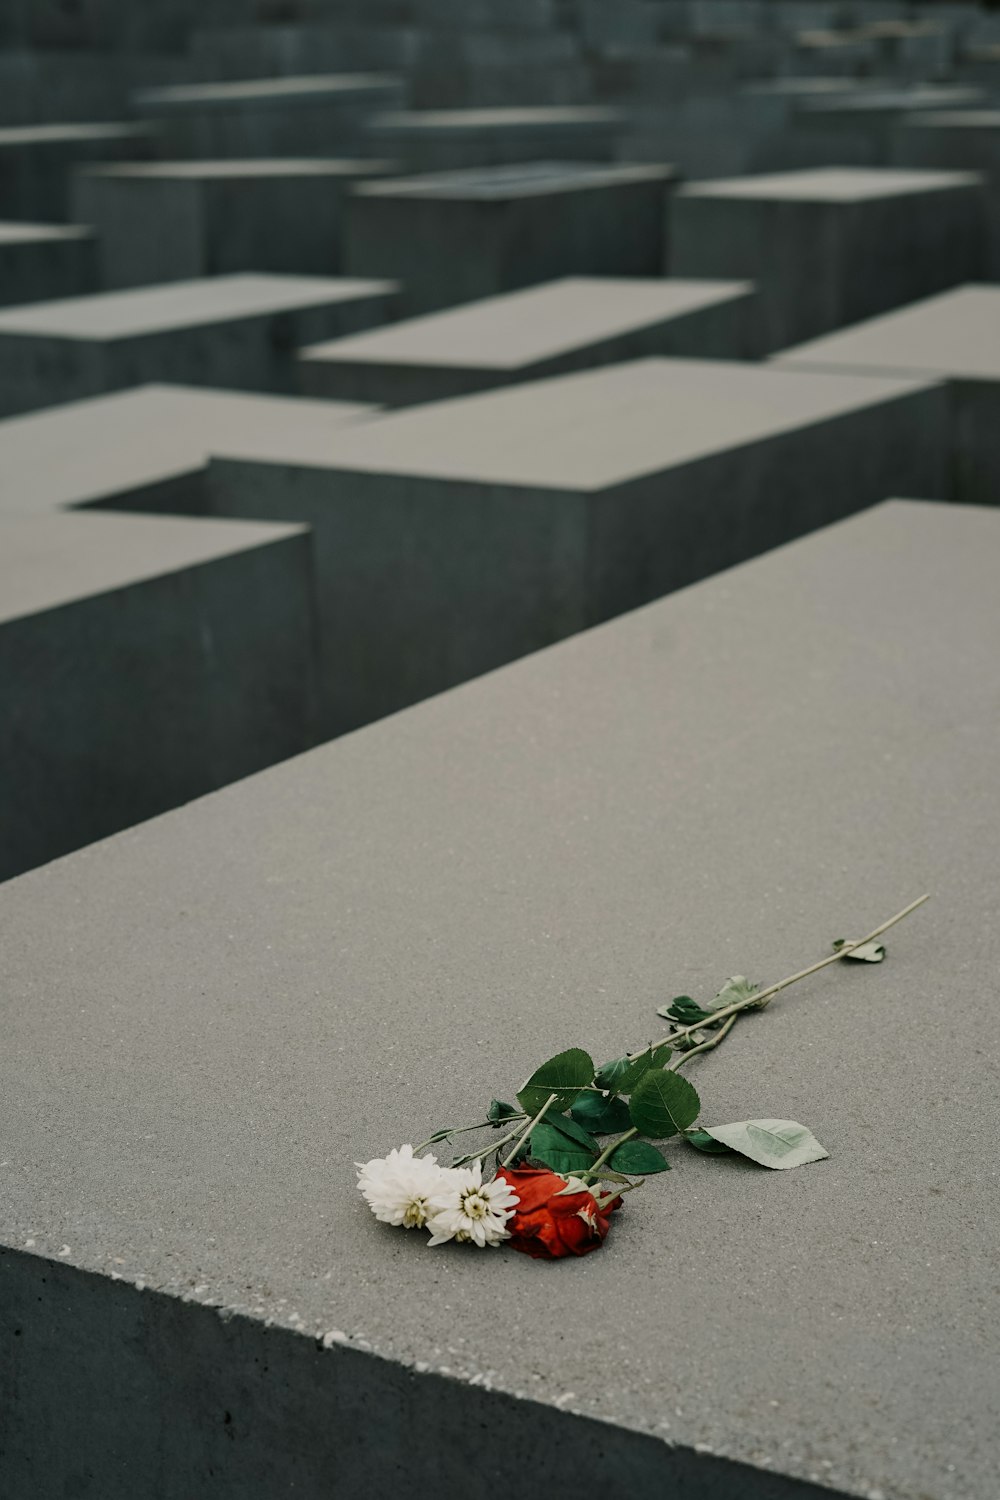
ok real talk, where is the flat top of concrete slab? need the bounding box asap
[0,273,396,342]
[77,158,397,181]
[364,105,621,134]
[742,75,892,98]
[222,356,938,491]
[1,500,998,1500]
[901,108,1000,130]
[300,276,755,372]
[135,73,399,109]
[352,160,675,201]
[774,284,1000,381]
[678,164,982,200]
[0,221,93,245]
[0,509,306,624]
[0,384,377,516]
[797,84,983,114]
[0,121,151,147]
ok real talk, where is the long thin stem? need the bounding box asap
[501,1094,558,1169]
[655,894,929,1052]
[414,1116,524,1155]
[581,1126,638,1181]
[669,1012,738,1070]
[451,1121,526,1168]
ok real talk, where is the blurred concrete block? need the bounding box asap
[73,159,399,288]
[0,222,97,307]
[790,84,984,164]
[671,166,985,349]
[774,284,1000,505]
[0,121,153,222]
[360,106,622,172]
[299,275,759,405]
[0,273,398,417]
[0,509,320,881]
[894,109,1000,273]
[345,161,676,314]
[189,22,422,79]
[206,356,945,735]
[0,383,377,519]
[134,74,405,159]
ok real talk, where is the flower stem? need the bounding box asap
[500,1094,558,1169]
[657,894,929,1052]
[451,1122,525,1168]
[414,1116,524,1155]
[669,1013,739,1070]
[581,1126,638,1182]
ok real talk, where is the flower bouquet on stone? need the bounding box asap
[358,895,927,1259]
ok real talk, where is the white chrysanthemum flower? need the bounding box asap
[356,1144,448,1230]
[425,1161,520,1248]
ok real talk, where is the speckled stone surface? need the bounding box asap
[1,500,998,1499]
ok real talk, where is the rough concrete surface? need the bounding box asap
[299,275,760,404]
[0,383,377,516]
[1,500,998,1499]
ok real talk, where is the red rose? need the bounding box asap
[497,1167,621,1260]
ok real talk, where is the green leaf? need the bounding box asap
[545,1113,601,1153]
[422,1128,455,1145]
[593,1041,672,1096]
[701,1119,829,1169]
[571,1091,633,1135]
[833,939,885,963]
[517,1048,595,1116]
[629,1069,700,1138]
[656,995,713,1025]
[608,1139,671,1175]
[487,1099,521,1125]
[685,1128,733,1155]
[710,975,762,1011]
[527,1121,597,1176]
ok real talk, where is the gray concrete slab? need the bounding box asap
[773,284,1000,504]
[671,166,986,350]
[360,105,622,171]
[790,84,985,165]
[203,356,944,736]
[72,158,400,288]
[0,272,398,417]
[0,508,319,881]
[134,73,406,159]
[0,383,377,518]
[0,221,97,307]
[298,275,759,405]
[345,161,677,314]
[0,120,153,222]
[893,110,1000,274]
[1,498,997,1500]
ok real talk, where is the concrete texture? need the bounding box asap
[774,284,1000,504]
[0,508,319,881]
[789,84,984,165]
[671,166,986,350]
[72,159,399,288]
[298,275,760,405]
[345,161,677,314]
[202,356,945,736]
[1,499,998,1500]
[134,73,406,159]
[359,105,622,171]
[0,221,98,307]
[0,272,398,417]
[893,110,1000,273]
[0,120,153,222]
[0,383,377,517]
